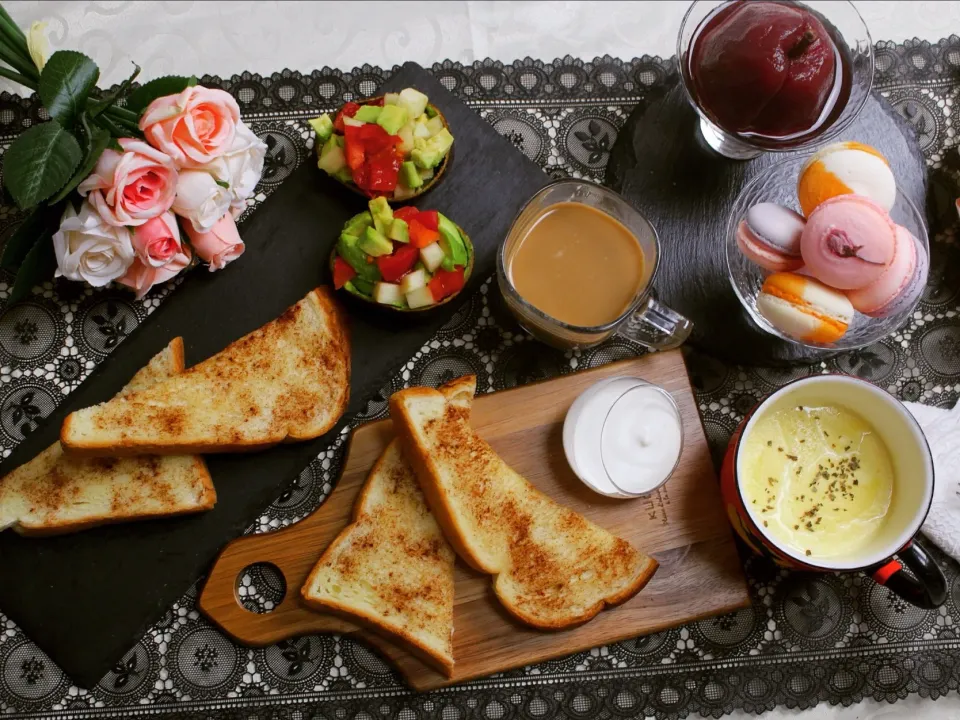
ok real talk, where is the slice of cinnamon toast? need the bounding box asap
[60,288,350,456]
[301,439,456,675]
[389,375,658,629]
[0,338,215,536]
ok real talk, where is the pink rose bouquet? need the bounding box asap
[0,19,263,304]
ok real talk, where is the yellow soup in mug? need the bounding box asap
[740,404,894,561]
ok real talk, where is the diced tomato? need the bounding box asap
[365,147,402,192]
[408,218,440,248]
[376,244,420,283]
[394,206,420,222]
[416,210,439,231]
[352,163,369,190]
[358,123,400,153]
[333,101,361,133]
[332,256,357,289]
[343,125,365,171]
[428,266,466,302]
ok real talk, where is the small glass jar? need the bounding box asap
[563,377,684,498]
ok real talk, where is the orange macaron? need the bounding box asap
[756,272,855,344]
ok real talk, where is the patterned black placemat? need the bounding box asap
[0,38,959,719]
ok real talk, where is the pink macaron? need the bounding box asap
[800,195,897,290]
[847,225,927,318]
[736,203,805,272]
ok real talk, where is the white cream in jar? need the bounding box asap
[563,377,683,497]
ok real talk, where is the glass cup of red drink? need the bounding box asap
[678,1,874,160]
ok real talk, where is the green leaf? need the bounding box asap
[38,50,100,128]
[6,227,55,305]
[49,113,111,204]
[0,207,54,270]
[3,121,82,209]
[125,74,197,114]
[215,179,229,189]
[88,63,140,118]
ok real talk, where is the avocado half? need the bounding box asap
[327,96,453,202]
[330,222,474,313]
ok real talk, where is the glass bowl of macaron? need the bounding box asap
[330,197,473,312]
[726,141,929,351]
[309,87,453,201]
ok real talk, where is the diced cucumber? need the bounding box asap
[406,285,435,309]
[353,105,382,123]
[398,88,429,120]
[384,92,401,106]
[317,138,345,174]
[342,115,365,127]
[309,114,334,142]
[400,268,427,293]
[413,120,432,139]
[392,184,418,201]
[425,105,438,119]
[334,167,354,183]
[332,133,345,148]
[441,255,456,271]
[426,116,444,136]
[400,161,423,189]
[397,123,415,154]
[418,167,434,181]
[373,282,405,306]
[388,218,409,243]
[377,105,408,135]
[420,242,445,272]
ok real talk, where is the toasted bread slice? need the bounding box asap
[390,375,658,629]
[60,288,350,456]
[301,439,455,675]
[0,339,215,536]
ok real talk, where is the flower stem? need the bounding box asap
[102,104,140,123]
[0,5,31,63]
[0,39,38,82]
[0,63,34,89]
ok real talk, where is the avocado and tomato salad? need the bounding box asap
[332,198,472,311]
[310,88,454,201]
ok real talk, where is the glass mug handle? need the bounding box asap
[867,538,947,610]
[616,295,693,351]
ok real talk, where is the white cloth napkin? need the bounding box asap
[905,400,960,559]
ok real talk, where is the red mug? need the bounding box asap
[720,375,946,609]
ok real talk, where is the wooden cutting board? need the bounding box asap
[199,350,750,690]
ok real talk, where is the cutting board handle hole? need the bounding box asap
[234,562,287,614]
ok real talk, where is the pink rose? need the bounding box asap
[185,214,244,271]
[133,212,183,268]
[140,86,241,168]
[117,245,191,300]
[77,139,177,227]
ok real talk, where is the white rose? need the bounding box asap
[205,121,266,217]
[172,170,232,233]
[53,201,135,287]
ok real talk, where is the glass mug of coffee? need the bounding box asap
[497,180,692,350]
[721,375,946,609]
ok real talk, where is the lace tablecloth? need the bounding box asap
[1,37,960,720]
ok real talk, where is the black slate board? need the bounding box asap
[606,86,927,366]
[0,62,550,688]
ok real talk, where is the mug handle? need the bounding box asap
[617,295,693,351]
[867,538,947,609]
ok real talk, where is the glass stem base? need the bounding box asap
[698,117,763,160]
